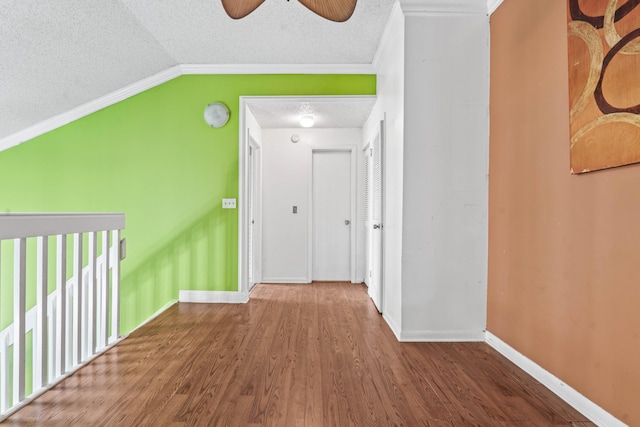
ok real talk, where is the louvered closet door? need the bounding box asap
[364,148,371,287]
[370,120,385,313]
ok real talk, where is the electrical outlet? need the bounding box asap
[222,198,236,209]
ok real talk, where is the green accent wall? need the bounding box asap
[0,74,376,336]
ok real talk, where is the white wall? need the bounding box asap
[365,2,489,341]
[400,11,489,341]
[261,128,363,283]
[364,2,405,335]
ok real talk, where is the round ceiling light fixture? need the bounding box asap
[204,102,230,128]
[299,115,315,128]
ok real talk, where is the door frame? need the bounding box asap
[308,145,357,283]
[239,95,376,295]
[247,134,262,291]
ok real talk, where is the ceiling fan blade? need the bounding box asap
[221,0,265,19]
[298,0,357,22]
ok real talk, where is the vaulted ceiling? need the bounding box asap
[0,0,494,142]
[0,0,394,140]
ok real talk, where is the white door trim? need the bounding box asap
[238,120,249,295]
[247,135,262,290]
[239,95,376,293]
[308,145,358,283]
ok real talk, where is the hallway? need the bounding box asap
[1,283,593,426]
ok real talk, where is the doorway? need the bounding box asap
[311,150,352,281]
[238,96,375,293]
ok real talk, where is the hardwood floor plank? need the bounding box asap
[0,282,595,426]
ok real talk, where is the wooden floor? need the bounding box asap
[2,283,594,426]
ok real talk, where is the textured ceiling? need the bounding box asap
[0,0,395,140]
[248,97,377,129]
[120,0,395,64]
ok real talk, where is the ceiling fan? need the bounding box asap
[221,0,357,22]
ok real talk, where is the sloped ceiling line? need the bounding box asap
[0,0,501,152]
[117,0,180,65]
[0,0,396,143]
[0,64,373,153]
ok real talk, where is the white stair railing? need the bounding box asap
[0,213,125,418]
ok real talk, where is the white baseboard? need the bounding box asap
[179,290,249,304]
[399,329,485,342]
[260,277,310,284]
[133,300,178,330]
[487,0,504,15]
[485,331,627,427]
[382,312,402,340]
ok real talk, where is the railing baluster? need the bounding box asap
[73,234,82,366]
[111,230,121,342]
[34,236,48,391]
[56,235,67,377]
[47,297,56,383]
[13,238,27,405]
[101,231,109,349]
[65,285,73,371]
[1,214,124,417]
[87,232,96,357]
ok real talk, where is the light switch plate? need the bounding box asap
[222,198,236,209]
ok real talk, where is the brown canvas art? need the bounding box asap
[567,0,640,173]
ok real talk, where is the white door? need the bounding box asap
[369,120,385,312]
[248,138,261,290]
[363,145,371,287]
[312,150,351,281]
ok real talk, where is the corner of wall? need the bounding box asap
[487,0,505,16]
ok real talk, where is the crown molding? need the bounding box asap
[180,63,374,75]
[399,0,487,15]
[0,63,375,152]
[0,66,182,153]
[487,0,505,15]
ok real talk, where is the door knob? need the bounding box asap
[345,220,350,225]
[373,224,381,229]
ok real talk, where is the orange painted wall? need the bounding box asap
[488,1,640,425]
